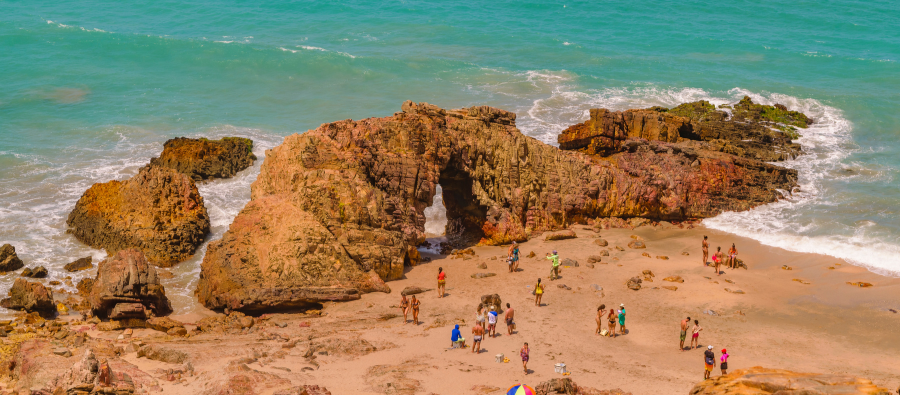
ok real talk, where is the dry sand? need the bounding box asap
[52,225,900,394]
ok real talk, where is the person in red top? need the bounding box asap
[437,267,446,298]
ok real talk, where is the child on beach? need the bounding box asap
[690,320,702,349]
[534,278,544,307]
[720,349,729,375]
[546,251,560,280]
[520,342,530,374]
[437,267,446,298]
[400,294,410,324]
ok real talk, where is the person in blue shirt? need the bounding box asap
[450,324,466,348]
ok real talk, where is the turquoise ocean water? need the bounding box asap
[2,1,899,312]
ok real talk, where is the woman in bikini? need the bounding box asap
[595,304,606,335]
[533,278,544,307]
[437,267,446,298]
[690,319,702,350]
[607,309,617,338]
[713,247,722,276]
[727,244,738,269]
[702,236,709,266]
[475,305,486,335]
[400,294,410,324]
[410,295,421,325]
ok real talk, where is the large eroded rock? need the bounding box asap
[558,97,808,161]
[66,164,210,267]
[149,136,257,180]
[689,367,891,395]
[0,243,25,272]
[88,249,173,319]
[198,101,797,313]
[0,278,56,313]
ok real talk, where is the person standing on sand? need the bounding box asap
[713,247,722,276]
[520,342,530,374]
[487,307,498,337]
[471,322,484,353]
[534,278,544,307]
[400,294,410,324]
[505,303,515,335]
[607,309,617,337]
[595,304,607,335]
[475,306,486,333]
[702,236,709,266]
[704,345,716,380]
[547,250,560,280]
[727,244,738,269]
[508,241,520,272]
[437,267,446,298]
[618,304,626,335]
[679,316,691,351]
[690,320,702,349]
[720,348,729,375]
[410,295,420,325]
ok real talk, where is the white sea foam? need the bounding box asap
[471,70,899,274]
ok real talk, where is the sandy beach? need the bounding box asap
[78,224,896,394]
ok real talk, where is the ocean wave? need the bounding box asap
[279,45,357,59]
[45,20,108,33]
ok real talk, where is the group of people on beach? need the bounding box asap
[702,235,739,276]
[594,304,627,337]
[679,316,729,378]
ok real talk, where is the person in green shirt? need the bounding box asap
[546,250,560,280]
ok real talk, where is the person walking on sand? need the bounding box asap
[702,236,709,266]
[618,304,626,335]
[487,307,498,337]
[607,309,617,338]
[595,304,607,335]
[508,241,520,272]
[400,294,410,324]
[727,244,738,269]
[475,305,486,333]
[410,295,421,325]
[720,348,729,375]
[690,320,702,349]
[713,247,722,276]
[547,250,560,280]
[534,278,544,307]
[437,267,446,298]
[679,316,691,351]
[471,322,484,353]
[704,345,716,380]
[504,303,515,335]
[520,342,530,374]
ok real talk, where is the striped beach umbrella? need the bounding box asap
[507,384,535,395]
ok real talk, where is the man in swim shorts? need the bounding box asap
[504,303,515,335]
[487,307,498,337]
[704,345,716,380]
[471,322,484,353]
[680,316,691,351]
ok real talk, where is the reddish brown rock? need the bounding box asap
[535,378,632,394]
[198,101,796,313]
[0,243,24,272]
[88,249,173,319]
[689,367,891,395]
[66,164,210,267]
[149,136,257,181]
[64,256,93,272]
[0,278,56,313]
[8,339,71,392]
[544,230,577,241]
[46,349,136,394]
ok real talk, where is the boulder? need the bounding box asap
[480,294,503,313]
[66,165,210,267]
[21,266,48,278]
[587,255,602,263]
[0,278,56,313]
[561,258,578,267]
[87,249,173,319]
[64,256,93,272]
[0,243,24,272]
[109,303,148,319]
[76,278,95,297]
[627,240,646,249]
[593,239,609,247]
[689,367,891,395]
[47,349,136,395]
[147,316,185,332]
[545,230,577,241]
[626,277,642,291]
[400,286,432,296]
[663,276,684,283]
[137,345,189,364]
[149,137,257,181]
[198,101,798,313]
[10,339,71,392]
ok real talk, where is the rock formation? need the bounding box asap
[46,349,136,394]
[64,256,93,272]
[66,164,210,267]
[149,137,257,181]
[689,367,891,395]
[87,249,173,319]
[558,96,809,161]
[0,244,24,272]
[0,278,56,314]
[198,101,799,313]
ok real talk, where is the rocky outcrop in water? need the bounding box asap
[1,278,56,314]
[558,97,808,161]
[689,367,891,395]
[0,244,25,272]
[87,249,173,319]
[66,164,210,267]
[149,137,257,181]
[198,101,797,313]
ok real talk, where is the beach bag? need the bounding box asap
[600,329,609,336]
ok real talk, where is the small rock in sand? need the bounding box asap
[587,256,602,263]
[725,288,745,294]
[656,255,669,260]
[593,239,609,247]
[561,258,578,267]
[681,252,690,256]
[627,240,646,249]
[662,286,677,291]
[847,282,873,288]
[615,246,625,251]
[630,235,643,240]
[663,276,684,283]
[400,286,432,296]
[476,262,487,269]
[641,252,650,257]
[527,251,536,258]
[556,284,572,290]
[599,250,609,257]
[792,279,810,285]
[471,273,496,279]
[590,284,602,291]
[626,277,642,290]
[704,309,718,316]
[781,265,792,270]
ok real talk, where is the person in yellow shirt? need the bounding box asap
[546,250,560,280]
